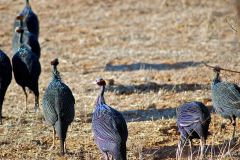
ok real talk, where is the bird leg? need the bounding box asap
[22,87,28,112]
[34,95,39,112]
[49,127,56,150]
[231,116,236,140]
[188,139,193,160]
[176,140,183,160]
[0,102,2,125]
[104,152,110,160]
[200,138,205,159]
[64,140,67,153]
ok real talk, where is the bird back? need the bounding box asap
[12,45,41,87]
[177,102,211,140]
[43,79,75,125]
[211,81,240,118]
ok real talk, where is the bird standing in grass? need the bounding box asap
[12,27,41,112]
[92,78,128,160]
[0,50,12,125]
[211,67,240,139]
[42,58,75,156]
[176,101,211,159]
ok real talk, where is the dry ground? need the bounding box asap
[0,0,240,159]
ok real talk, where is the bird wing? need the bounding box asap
[57,83,75,124]
[111,107,128,142]
[177,104,202,127]
[42,85,58,125]
[93,104,122,143]
[213,82,240,109]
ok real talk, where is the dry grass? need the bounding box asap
[0,0,240,159]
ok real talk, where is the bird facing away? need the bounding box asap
[42,58,75,156]
[0,50,12,125]
[12,28,41,112]
[176,101,211,159]
[13,0,39,37]
[211,67,240,139]
[12,18,40,59]
[92,78,128,160]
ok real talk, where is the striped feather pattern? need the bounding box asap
[177,102,211,141]
[92,83,128,160]
[93,104,122,143]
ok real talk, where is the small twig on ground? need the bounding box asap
[225,17,238,33]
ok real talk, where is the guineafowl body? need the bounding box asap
[13,0,39,37]
[92,78,128,160]
[211,67,240,139]
[42,59,75,156]
[176,101,211,158]
[12,45,41,112]
[0,50,12,124]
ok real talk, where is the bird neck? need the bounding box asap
[19,32,23,44]
[213,72,221,84]
[96,85,106,105]
[52,66,61,81]
[25,0,30,6]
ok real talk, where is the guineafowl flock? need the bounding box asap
[0,0,240,159]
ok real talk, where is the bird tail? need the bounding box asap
[55,93,66,156]
[120,142,127,160]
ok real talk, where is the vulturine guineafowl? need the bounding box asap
[42,58,75,156]
[92,78,128,160]
[211,67,240,139]
[12,19,40,58]
[0,50,12,125]
[12,27,41,112]
[13,0,39,37]
[176,101,211,159]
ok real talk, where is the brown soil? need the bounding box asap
[0,0,240,159]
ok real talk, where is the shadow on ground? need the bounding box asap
[106,82,209,95]
[81,105,176,123]
[122,107,176,122]
[105,61,203,72]
[142,139,240,159]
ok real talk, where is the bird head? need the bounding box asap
[15,27,24,34]
[213,66,221,73]
[95,78,106,86]
[51,58,59,67]
[16,15,24,20]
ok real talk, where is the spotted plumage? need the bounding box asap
[211,67,240,139]
[42,58,75,156]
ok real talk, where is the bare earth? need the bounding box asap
[0,0,240,159]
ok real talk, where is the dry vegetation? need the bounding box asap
[0,0,240,159]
